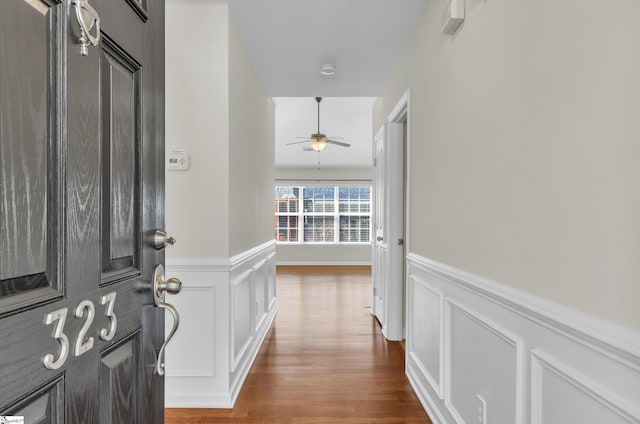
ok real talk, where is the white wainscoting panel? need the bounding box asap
[253,258,268,332]
[266,252,276,311]
[231,269,253,372]
[165,240,277,408]
[531,349,640,424]
[445,300,522,424]
[407,274,443,399]
[406,253,640,424]
[166,284,215,377]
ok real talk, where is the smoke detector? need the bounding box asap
[320,64,336,76]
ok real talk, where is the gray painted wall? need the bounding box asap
[374,0,640,330]
[166,3,274,259]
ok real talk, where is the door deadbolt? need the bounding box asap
[153,229,176,250]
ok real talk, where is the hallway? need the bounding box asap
[166,266,430,423]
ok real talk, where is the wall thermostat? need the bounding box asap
[167,146,190,171]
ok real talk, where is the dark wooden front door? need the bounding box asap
[0,0,165,422]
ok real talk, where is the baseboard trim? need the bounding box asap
[406,364,446,424]
[276,261,372,266]
[165,392,232,409]
[229,306,277,407]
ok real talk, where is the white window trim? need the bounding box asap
[275,185,372,245]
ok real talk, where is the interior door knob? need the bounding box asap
[376,236,383,241]
[153,229,176,250]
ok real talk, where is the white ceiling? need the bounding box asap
[227,0,428,97]
[225,0,428,167]
[275,97,376,168]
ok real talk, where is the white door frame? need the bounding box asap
[384,90,410,341]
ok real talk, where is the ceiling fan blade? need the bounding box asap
[286,140,312,146]
[296,136,312,139]
[327,139,351,147]
[327,136,344,140]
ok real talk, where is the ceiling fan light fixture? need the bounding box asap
[311,135,328,151]
[320,64,336,76]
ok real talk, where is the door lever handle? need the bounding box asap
[152,264,182,376]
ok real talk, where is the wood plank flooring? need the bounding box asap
[165,265,431,424]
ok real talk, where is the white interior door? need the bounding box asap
[383,92,409,342]
[372,128,387,325]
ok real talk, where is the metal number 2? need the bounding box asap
[43,308,70,370]
[99,292,117,341]
[74,300,95,356]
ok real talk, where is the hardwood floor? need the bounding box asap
[165,265,430,423]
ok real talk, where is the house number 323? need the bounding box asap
[42,292,117,370]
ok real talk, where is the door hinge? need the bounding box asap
[398,238,404,245]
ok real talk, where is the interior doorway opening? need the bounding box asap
[372,90,410,341]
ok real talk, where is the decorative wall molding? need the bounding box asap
[165,285,216,378]
[165,240,277,408]
[165,257,231,272]
[407,274,444,399]
[531,349,640,424]
[165,240,276,272]
[406,253,640,364]
[406,366,447,424]
[229,305,277,406]
[444,298,525,424]
[230,239,276,270]
[405,252,640,424]
[230,269,253,373]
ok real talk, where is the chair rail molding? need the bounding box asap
[164,240,277,408]
[405,252,640,424]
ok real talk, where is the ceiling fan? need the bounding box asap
[286,97,351,152]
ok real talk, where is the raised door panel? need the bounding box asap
[100,39,141,280]
[0,0,67,411]
[0,0,62,307]
[4,378,63,424]
[100,337,140,424]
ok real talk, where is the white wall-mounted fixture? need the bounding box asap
[320,63,336,76]
[167,145,190,171]
[441,0,465,34]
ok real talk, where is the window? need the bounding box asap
[274,186,299,242]
[275,185,371,244]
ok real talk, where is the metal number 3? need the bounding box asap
[99,292,117,341]
[43,293,118,369]
[43,308,70,370]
